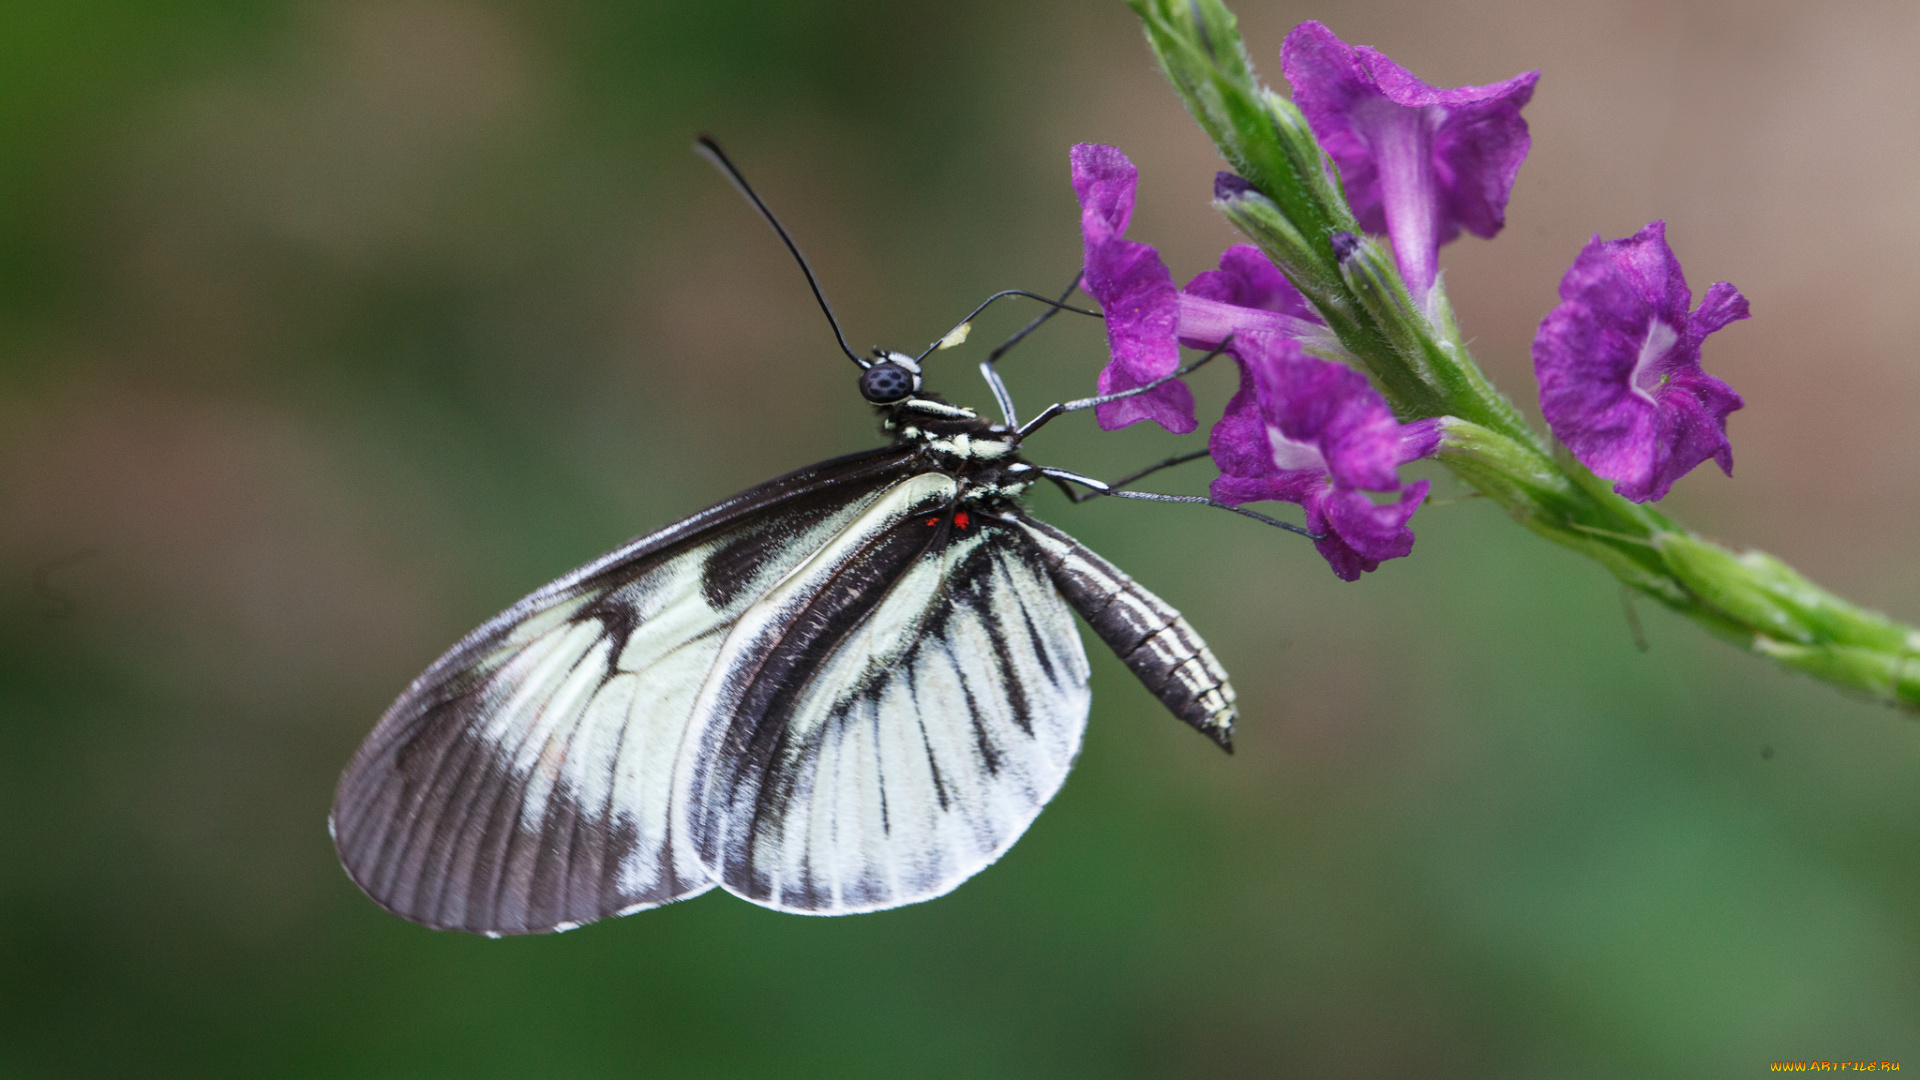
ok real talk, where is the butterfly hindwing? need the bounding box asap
[680,483,1093,913]
[329,447,917,935]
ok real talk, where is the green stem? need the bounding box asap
[1127,0,1920,712]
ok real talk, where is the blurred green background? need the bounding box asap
[3,0,1917,1075]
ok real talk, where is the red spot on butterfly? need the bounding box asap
[925,517,939,527]
[954,511,970,530]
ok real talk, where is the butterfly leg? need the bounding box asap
[976,271,1084,428]
[1037,466,1318,540]
[1015,337,1235,439]
[1051,449,1214,504]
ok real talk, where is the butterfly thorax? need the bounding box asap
[879,395,1036,505]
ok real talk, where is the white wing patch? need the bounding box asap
[330,458,909,934]
[681,488,1093,914]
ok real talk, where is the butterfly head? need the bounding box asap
[858,351,923,404]
[863,351,1018,466]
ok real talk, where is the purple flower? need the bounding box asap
[1281,21,1538,302]
[1072,146,1328,433]
[1209,331,1441,580]
[1533,221,1749,503]
[1073,143,1193,433]
[1068,146,1435,578]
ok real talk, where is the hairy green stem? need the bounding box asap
[1127,0,1920,711]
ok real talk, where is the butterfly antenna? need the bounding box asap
[695,135,867,369]
[911,289,1103,364]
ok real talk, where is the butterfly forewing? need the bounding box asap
[330,447,917,935]
[681,486,1092,913]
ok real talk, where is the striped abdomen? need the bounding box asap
[1016,516,1237,751]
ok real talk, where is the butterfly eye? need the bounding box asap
[859,361,917,403]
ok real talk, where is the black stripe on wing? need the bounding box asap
[1014,515,1237,751]
[330,444,919,935]
[684,492,1092,913]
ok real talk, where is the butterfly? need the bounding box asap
[328,141,1288,935]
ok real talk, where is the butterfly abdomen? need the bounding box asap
[1013,516,1237,751]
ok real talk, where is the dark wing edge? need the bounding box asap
[329,444,918,935]
[1012,514,1237,752]
[412,444,918,690]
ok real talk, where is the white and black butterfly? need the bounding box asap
[330,141,1296,935]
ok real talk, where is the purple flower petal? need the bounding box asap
[1072,142,1137,244]
[1259,341,1404,492]
[1533,221,1748,503]
[1691,280,1751,337]
[1210,470,1328,508]
[1177,242,1323,353]
[1281,21,1538,299]
[1207,364,1280,485]
[1207,330,1436,580]
[1397,417,1444,463]
[1072,143,1194,433]
[1185,243,1317,320]
[1308,482,1429,581]
[1174,293,1315,353]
